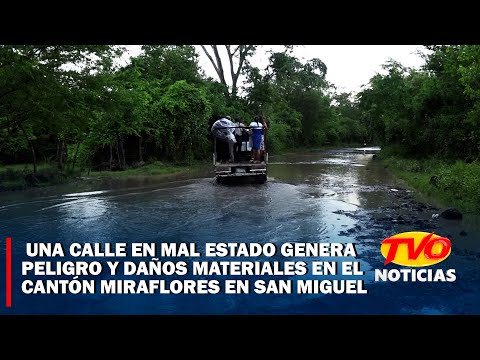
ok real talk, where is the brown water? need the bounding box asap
[1,147,479,315]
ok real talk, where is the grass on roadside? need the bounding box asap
[0,160,210,191]
[379,154,480,214]
[0,162,70,191]
[86,161,196,178]
[0,162,55,174]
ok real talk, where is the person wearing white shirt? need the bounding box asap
[211,116,236,163]
[248,115,264,163]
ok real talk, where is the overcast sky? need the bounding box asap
[124,45,429,95]
[277,45,428,94]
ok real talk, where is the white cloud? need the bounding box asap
[123,45,429,95]
[297,45,427,94]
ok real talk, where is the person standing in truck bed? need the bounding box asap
[211,116,236,163]
[233,117,246,162]
[248,115,264,164]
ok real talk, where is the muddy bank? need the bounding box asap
[332,185,477,254]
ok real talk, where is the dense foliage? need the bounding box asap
[357,45,480,162]
[0,45,365,173]
[1,45,479,176]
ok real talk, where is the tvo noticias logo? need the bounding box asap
[375,231,456,283]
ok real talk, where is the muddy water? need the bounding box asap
[1,148,479,315]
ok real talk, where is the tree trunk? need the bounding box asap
[138,136,143,163]
[56,141,60,166]
[116,140,121,169]
[117,136,127,170]
[70,142,81,172]
[201,45,255,98]
[18,123,37,173]
[56,138,68,171]
[64,140,68,170]
[120,138,127,169]
[109,144,113,170]
[200,45,229,97]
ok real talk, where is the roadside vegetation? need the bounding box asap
[357,46,480,214]
[379,152,480,213]
[1,45,479,213]
[0,45,365,191]
[0,159,209,191]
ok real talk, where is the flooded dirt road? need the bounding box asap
[1,148,479,315]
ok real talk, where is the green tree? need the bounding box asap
[0,45,121,172]
[137,45,202,86]
[157,80,212,162]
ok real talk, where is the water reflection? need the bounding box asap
[1,147,480,315]
[63,190,108,197]
[60,198,109,223]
